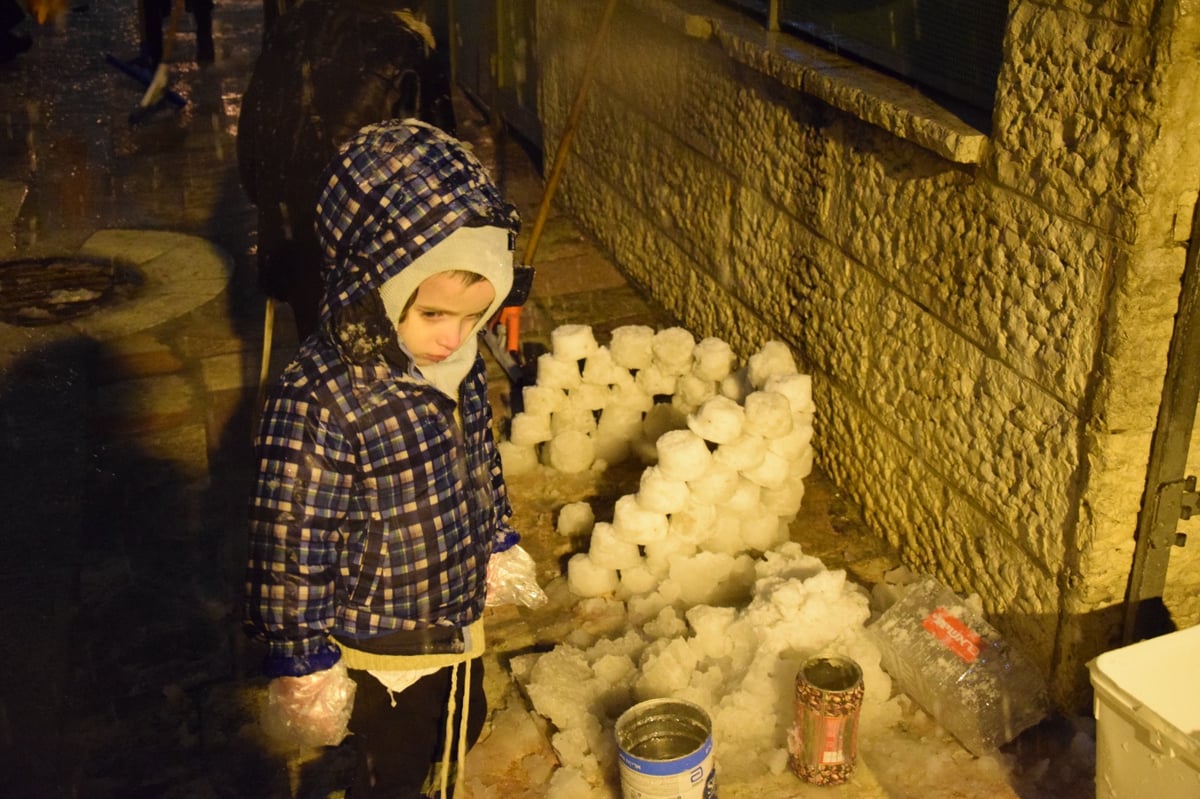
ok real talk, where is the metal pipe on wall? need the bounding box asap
[1123,195,1200,644]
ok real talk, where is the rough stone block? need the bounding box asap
[993,4,1152,238]
[819,392,1059,671]
[571,93,734,270]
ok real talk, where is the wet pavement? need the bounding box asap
[1,2,270,795]
[0,2,1096,797]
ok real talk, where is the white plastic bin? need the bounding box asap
[1088,624,1200,799]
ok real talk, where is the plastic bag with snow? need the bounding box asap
[485,544,548,608]
[261,659,356,749]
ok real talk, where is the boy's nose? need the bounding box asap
[441,319,472,350]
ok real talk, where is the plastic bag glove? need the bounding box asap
[261,659,356,749]
[485,543,548,608]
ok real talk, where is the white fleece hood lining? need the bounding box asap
[377,225,514,397]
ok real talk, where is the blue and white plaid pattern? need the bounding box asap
[315,119,518,313]
[245,120,519,677]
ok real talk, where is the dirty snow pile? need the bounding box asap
[500,325,896,797]
[513,545,895,797]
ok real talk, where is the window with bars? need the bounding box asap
[724,0,1007,120]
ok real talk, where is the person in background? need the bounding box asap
[0,0,31,63]
[236,0,455,341]
[260,0,292,40]
[244,119,522,798]
[138,0,213,65]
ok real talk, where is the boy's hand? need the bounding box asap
[485,544,548,608]
[261,661,356,748]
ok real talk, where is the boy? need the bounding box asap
[244,119,522,798]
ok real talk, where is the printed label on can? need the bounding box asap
[922,607,985,663]
[820,715,846,764]
[618,736,715,799]
[616,699,717,799]
[789,655,863,786]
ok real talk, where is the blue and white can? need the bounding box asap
[615,698,717,799]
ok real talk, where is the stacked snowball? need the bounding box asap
[518,542,893,796]
[500,324,816,610]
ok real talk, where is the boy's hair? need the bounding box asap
[396,269,488,322]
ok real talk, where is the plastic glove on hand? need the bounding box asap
[485,544,548,608]
[261,659,356,748]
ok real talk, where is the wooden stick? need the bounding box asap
[520,0,619,267]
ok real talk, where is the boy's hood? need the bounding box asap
[314,119,519,368]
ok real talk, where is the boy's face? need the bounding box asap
[396,273,495,366]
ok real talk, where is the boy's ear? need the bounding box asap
[503,266,535,307]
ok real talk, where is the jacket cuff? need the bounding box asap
[262,639,342,678]
[492,528,520,553]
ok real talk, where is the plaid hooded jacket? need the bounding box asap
[244,120,521,678]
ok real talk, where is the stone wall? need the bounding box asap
[535,0,1200,707]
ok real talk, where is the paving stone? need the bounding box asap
[92,373,199,435]
[93,332,185,384]
[528,250,631,297]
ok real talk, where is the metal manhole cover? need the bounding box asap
[0,257,142,326]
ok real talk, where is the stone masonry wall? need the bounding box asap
[535,0,1200,707]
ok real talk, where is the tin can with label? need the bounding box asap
[787,655,864,785]
[615,698,716,799]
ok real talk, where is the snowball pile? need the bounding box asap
[497,326,899,796]
[499,325,818,610]
[515,543,894,796]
